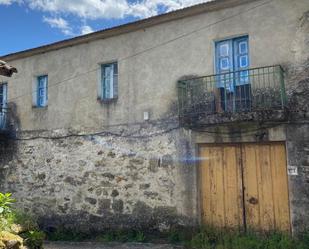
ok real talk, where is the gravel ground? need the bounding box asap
[44,242,184,249]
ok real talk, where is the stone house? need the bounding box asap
[0,0,308,234]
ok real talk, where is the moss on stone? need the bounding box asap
[0,231,23,249]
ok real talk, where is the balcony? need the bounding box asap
[178,65,287,127]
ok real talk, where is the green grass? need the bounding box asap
[47,228,91,242]
[95,230,146,243]
[47,228,147,243]
[45,225,309,249]
[21,230,45,249]
[188,227,309,249]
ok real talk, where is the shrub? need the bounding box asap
[0,192,44,249]
[188,227,307,249]
[0,193,15,218]
[21,230,45,249]
[167,228,193,244]
[7,210,38,232]
[135,231,146,242]
[0,193,16,232]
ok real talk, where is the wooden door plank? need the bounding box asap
[270,144,291,232]
[242,144,261,230]
[200,147,211,224]
[209,146,217,226]
[223,146,234,228]
[236,146,245,229]
[258,144,275,230]
[199,144,244,229]
[206,147,212,225]
[242,143,290,232]
[214,146,225,227]
[223,145,244,228]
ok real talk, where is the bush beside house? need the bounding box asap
[0,192,44,249]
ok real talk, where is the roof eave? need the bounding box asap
[0,0,257,62]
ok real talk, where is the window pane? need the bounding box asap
[239,55,248,67]
[104,66,112,77]
[102,62,118,100]
[39,88,45,97]
[239,41,247,54]
[113,74,118,97]
[113,63,118,74]
[37,75,48,107]
[220,43,229,56]
[39,97,44,106]
[220,58,230,70]
[0,84,7,109]
[240,70,249,83]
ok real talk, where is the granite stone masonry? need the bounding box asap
[0,125,196,232]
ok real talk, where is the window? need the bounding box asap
[101,62,118,100]
[36,75,48,107]
[0,83,7,129]
[215,36,250,111]
[215,36,249,89]
[0,83,7,110]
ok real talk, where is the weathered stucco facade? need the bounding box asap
[0,0,308,234]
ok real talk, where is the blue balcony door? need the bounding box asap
[234,37,249,85]
[0,83,7,129]
[216,39,234,91]
[215,36,250,111]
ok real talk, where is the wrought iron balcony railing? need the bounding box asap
[178,65,286,123]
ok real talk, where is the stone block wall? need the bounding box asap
[286,61,309,234]
[0,124,197,233]
[287,124,309,234]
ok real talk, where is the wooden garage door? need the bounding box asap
[199,143,290,232]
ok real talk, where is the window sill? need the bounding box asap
[32,105,48,110]
[97,97,118,104]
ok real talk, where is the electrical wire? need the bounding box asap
[10,125,181,141]
[1,0,297,141]
[10,118,307,141]
[5,0,273,104]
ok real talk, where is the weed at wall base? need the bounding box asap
[189,226,309,249]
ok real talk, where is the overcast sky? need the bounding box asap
[0,0,211,56]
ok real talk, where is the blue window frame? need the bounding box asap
[215,36,249,90]
[0,83,7,110]
[0,83,7,129]
[37,75,48,107]
[101,62,118,100]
